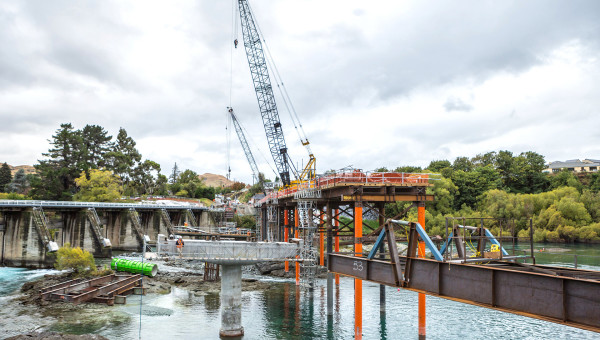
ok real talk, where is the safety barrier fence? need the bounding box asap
[256,170,437,206]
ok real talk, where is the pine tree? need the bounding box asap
[6,169,29,194]
[0,163,12,192]
[31,123,83,200]
[104,127,142,183]
[170,162,180,184]
[81,124,112,170]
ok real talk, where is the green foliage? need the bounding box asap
[73,169,123,202]
[427,160,451,173]
[234,214,256,229]
[31,124,166,200]
[0,162,12,192]
[0,192,28,200]
[55,243,96,275]
[550,170,583,192]
[5,169,29,194]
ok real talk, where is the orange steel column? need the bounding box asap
[417,204,426,340]
[334,208,340,285]
[284,210,289,272]
[319,210,325,266]
[355,203,363,340]
[295,208,300,286]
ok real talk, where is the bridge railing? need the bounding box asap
[0,200,206,210]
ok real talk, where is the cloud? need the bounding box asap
[0,0,599,184]
[443,97,473,112]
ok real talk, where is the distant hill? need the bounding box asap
[199,173,237,188]
[5,164,36,177]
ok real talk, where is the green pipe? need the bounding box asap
[111,258,158,277]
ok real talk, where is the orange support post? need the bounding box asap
[320,210,325,266]
[334,208,340,285]
[417,205,426,340]
[355,204,363,340]
[284,210,289,272]
[295,208,300,286]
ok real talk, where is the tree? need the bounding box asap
[451,165,501,209]
[0,163,12,192]
[81,124,112,170]
[550,170,583,192]
[131,160,162,195]
[452,157,473,172]
[31,123,84,200]
[6,169,29,194]
[427,160,451,173]
[510,151,549,194]
[495,150,515,190]
[104,127,141,183]
[394,166,422,173]
[472,151,497,167]
[170,162,180,184]
[73,169,122,202]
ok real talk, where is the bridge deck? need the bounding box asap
[0,200,206,211]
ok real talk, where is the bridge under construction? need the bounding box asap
[251,170,600,338]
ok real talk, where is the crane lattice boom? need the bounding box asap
[228,108,260,184]
[237,0,297,186]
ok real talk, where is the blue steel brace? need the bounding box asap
[367,229,387,260]
[415,223,444,261]
[484,228,509,256]
[388,220,445,261]
[439,231,454,256]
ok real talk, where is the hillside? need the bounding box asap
[5,164,36,176]
[199,173,236,188]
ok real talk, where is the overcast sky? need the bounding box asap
[1,0,599,183]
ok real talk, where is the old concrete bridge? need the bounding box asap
[0,200,215,268]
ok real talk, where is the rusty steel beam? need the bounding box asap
[328,254,600,333]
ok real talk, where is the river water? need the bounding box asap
[1,243,599,340]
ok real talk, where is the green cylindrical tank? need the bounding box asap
[111,258,158,277]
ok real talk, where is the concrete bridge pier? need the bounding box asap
[219,265,244,337]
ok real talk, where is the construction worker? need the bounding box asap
[176,236,185,258]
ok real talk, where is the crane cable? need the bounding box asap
[229,0,278,181]
[226,0,237,179]
[247,2,313,157]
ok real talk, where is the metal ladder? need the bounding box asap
[85,208,111,248]
[297,200,318,290]
[159,209,175,235]
[254,208,262,241]
[267,206,277,241]
[32,207,58,252]
[127,209,148,250]
[184,209,197,227]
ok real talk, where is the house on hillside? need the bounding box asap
[248,193,265,205]
[543,159,600,173]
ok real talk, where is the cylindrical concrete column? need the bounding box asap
[220,265,244,337]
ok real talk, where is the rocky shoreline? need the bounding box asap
[4,259,296,339]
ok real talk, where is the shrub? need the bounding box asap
[533,229,547,242]
[55,243,96,275]
[546,231,561,242]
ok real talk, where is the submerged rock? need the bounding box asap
[6,331,108,340]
